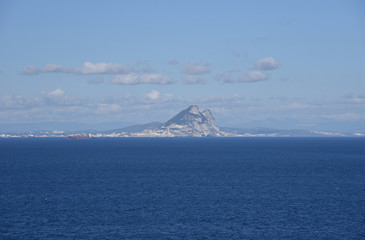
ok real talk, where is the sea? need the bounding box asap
[0,137,364,239]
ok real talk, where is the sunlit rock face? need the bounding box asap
[144,105,222,137]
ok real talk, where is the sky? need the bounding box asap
[0,0,365,132]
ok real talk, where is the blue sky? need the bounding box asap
[1,0,365,131]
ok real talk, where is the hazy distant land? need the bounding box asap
[1,106,363,138]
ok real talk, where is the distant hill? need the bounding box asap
[106,122,163,134]
[112,105,222,137]
[152,105,221,137]
[220,127,336,137]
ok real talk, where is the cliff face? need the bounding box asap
[202,109,220,133]
[144,105,221,137]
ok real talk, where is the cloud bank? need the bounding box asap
[1,88,365,133]
[22,57,279,86]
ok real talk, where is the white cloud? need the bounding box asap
[111,74,138,84]
[74,62,130,74]
[146,90,161,100]
[0,95,39,109]
[183,75,206,84]
[217,71,269,83]
[105,90,183,106]
[23,64,71,75]
[347,95,365,104]
[0,90,184,124]
[111,74,174,85]
[343,94,365,104]
[23,62,131,75]
[143,91,182,104]
[2,87,365,131]
[181,62,210,75]
[239,71,269,82]
[254,57,279,71]
[95,104,122,114]
[0,89,85,110]
[43,88,65,97]
[41,88,84,106]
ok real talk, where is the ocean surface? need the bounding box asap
[0,138,364,239]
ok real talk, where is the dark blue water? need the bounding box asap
[0,138,364,239]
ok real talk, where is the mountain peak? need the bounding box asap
[202,109,212,117]
[187,105,200,115]
[156,105,221,137]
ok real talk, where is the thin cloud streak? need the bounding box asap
[217,71,269,83]
[23,62,132,75]
[111,74,175,85]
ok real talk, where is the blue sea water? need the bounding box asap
[0,138,364,239]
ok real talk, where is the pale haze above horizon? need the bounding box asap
[0,0,364,132]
